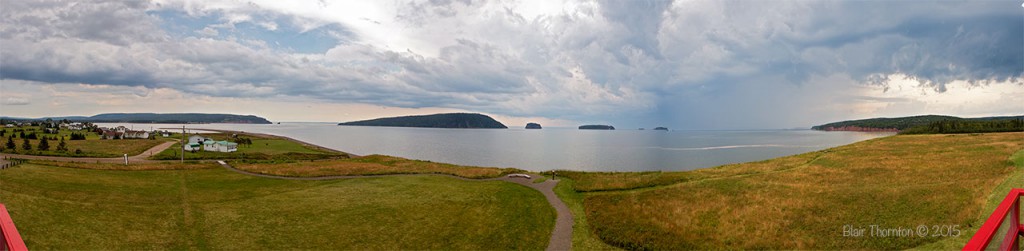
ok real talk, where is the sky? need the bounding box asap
[0,0,1022,129]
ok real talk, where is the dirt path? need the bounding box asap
[215,160,573,251]
[0,141,177,163]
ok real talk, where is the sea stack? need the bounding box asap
[526,122,542,129]
[579,125,615,130]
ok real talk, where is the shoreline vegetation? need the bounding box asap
[2,118,1023,250]
[812,114,1023,133]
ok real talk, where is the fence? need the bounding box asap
[0,157,26,170]
[964,188,1024,251]
[0,204,27,251]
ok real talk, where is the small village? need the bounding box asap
[1,119,241,154]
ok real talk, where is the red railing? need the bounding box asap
[0,204,27,251]
[964,188,1024,251]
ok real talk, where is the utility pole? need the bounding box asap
[181,125,185,163]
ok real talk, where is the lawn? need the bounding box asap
[233,154,527,179]
[150,133,345,160]
[0,126,168,157]
[0,163,555,250]
[573,132,1024,250]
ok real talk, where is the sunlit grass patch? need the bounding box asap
[0,163,554,249]
[582,132,1024,250]
[234,154,526,179]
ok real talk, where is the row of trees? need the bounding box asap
[4,136,69,152]
[899,119,1024,134]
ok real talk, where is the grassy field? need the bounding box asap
[0,126,168,157]
[234,154,527,179]
[0,163,555,250]
[571,132,1024,250]
[150,133,344,160]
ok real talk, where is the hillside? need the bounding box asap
[2,113,272,124]
[812,115,1023,132]
[338,113,508,129]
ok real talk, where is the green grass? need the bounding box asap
[234,154,526,179]
[552,179,621,251]
[577,132,1024,250]
[0,163,555,249]
[0,126,168,157]
[912,149,1024,250]
[150,133,343,160]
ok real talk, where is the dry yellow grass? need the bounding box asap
[563,150,821,192]
[584,132,1024,250]
[29,160,218,171]
[234,154,526,179]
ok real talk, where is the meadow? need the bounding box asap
[0,163,555,250]
[233,154,526,179]
[149,132,345,160]
[0,126,168,157]
[566,132,1024,250]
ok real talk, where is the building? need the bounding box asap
[184,141,201,150]
[188,135,209,144]
[122,130,149,139]
[204,140,238,153]
[101,131,123,140]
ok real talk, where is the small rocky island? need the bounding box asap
[338,113,508,129]
[579,125,615,130]
[653,127,669,131]
[526,122,542,129]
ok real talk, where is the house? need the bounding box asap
[204,140,238,153]
[101,130,123,140]
[161,131,171,137]
[114,126,129,132]
[66,123,85,130]
[188,135,209,144]
[184,142,202,151]
[123,130,149,139]
[44,128,59,134]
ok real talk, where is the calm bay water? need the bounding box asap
[99,123,891,172]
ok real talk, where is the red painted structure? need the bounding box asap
[0,204,26,251]
[964,188,1024,251]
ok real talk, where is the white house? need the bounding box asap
[187,135,209,144]
[203,140,238,153]
[123,130,149,139]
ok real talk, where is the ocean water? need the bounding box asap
[98,123,892,172]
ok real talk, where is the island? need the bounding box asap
[579,125,615,130]
[525,123,542,129]
[1,113,272,124]
[338,113,508,129]
[653,127,669,131]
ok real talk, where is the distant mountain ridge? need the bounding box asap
[812,115,1024,132]
[1,113,272,124]
[338,113,507,129]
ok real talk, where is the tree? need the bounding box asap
[56,137,67,152]
[19,131,25,138]
[37,137,49,151]
[21,138,31,151]
[5,136,15,151]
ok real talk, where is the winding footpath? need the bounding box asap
[215,160,573,251]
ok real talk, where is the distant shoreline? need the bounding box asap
[163,127,356,157]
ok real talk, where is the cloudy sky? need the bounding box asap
[1,0,1021,129]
